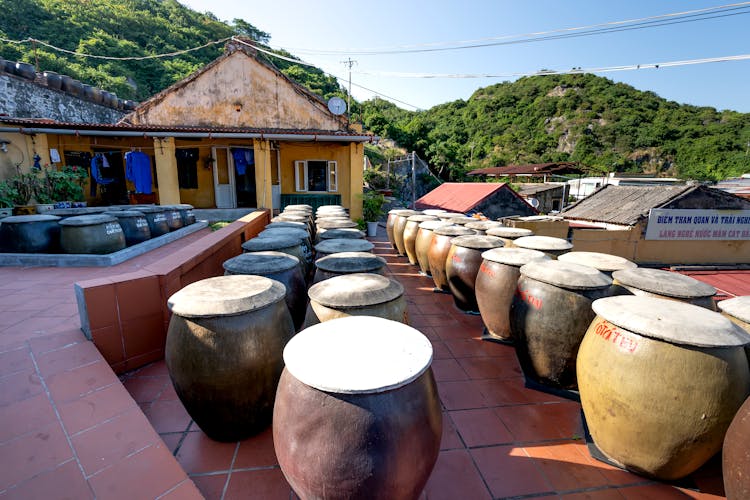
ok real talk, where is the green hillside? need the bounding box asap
[0,0,344,102]
[362,73,750,181]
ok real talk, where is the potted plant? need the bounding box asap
[33,168,55,213]
[361,190,386,237]
[47,165,87,207]
[2,166,38,215]
[0,182,15,218]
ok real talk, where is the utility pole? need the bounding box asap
[411,151,417,209]
[340,58,357,121]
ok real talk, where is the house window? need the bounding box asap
[294,160,337,192]
[175,148,199,189]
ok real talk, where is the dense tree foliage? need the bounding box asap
[0,0,345,102]
[362,74,750,182]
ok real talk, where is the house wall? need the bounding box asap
[0,74,125,123]
[570,220,750,265]
[504,217,570,239]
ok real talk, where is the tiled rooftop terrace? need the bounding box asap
[0,225,739,499]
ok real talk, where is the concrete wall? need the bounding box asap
[0,74,125,123]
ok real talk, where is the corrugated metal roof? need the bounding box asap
[561,184,695,226]
[468,162,583,176]
[415,182,531,213]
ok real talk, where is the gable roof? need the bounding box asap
[415,182,532,213]
[120,40,348,131]
[468,162,584,177]
[562,184,710,226]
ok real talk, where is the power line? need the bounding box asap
[275,2,750,56]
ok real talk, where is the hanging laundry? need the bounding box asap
[90,154,115,185]
[232,148,254,176]
[125,150,153,194]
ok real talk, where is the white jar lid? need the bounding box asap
[514,235,573,251]
[558,251,637,272]
[481,247,549,267]
[612,268,716,299]
[168,275,286,318]
[283,316,433,393]
[718,296,750,324]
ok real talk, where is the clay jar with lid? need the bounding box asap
[464,220,503,235]
[104,210,151,246]
[315,219,358,243]
[165,275,295,441]
[558,251,636,277]
[0,214,61,253]
[172,203,196,225]
[427,225,474,292]
[242,235,309,279]
[612,267,717,310]
[448,216,476,227]
[304,273,407,327]
[259,227,313,271]
[475,248,549,342]
[718,295,750,364]
[403,214,439,265]
[134,205,170,237]
[161,205,184,231]
[510,260,612,389]
[577,295,750,480]
[415,220,449,276]
[513,235,573,259]
[313,251,386,284]
[314,238,374,260]
[724,394,750,499]
[392,210,421,256]
[274,316,441,500]
[60,214,126,254]
[486,227,535,247]
[386,209,407,249]
[319,228,365,240]
[445,235,505,313]
[223,251,307,331]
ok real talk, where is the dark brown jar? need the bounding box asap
[162,205,184,231]
[319,228,366,240]
[223,251,307,331]
[166,275,295,441]
[427,225,474,292]
[415,220,450,276]
[274,316,441,500]
[314,238,374,260]
[486,226,534,247]
[104,210,151,246]
[313,251,387,284]
[259,227,313,268]
[393,210,420,256]
[475,247,549,342]
[513,235,573,258]
[315,219,358,243]
[266,221,309,235]
[445,235,505,313]
[403,214,439,265]
[724,395,750,500]
[173,203,196,225]
[612,267,717,310]
[304,273,407,327]
[60,214,126,254]
[0,214,61,253]
[134,205,170,237]
[242,235,310,279]
[578,295,750,481]
[510,260,612,389]
[464,220,503,235]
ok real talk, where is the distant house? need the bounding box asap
[0,40,375,217]
[415,182,537,219]
[561,184,750,265]
[516,183,567,213]
[567,172,683,201]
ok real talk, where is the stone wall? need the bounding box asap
[0,73,126,123]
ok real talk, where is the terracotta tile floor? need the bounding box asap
[121,232,726,499]
[0,226,730,499]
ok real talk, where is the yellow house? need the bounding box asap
[0,41,375,218]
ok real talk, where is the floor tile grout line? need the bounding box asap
[220,441,241,500]
[27,347,96,499]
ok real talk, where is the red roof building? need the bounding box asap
[415,182,538,219]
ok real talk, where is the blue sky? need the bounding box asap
[181,0,750,112]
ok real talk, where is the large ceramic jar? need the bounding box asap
[315,219,358,243]
[422,209,447,216]
[265,221,309,235]
[465,220,503,235]
[513,235,573,258]
[445,235,505,313]
[475,248,549,342]
[393,210,420,256]
[578,295,750,480]
[313,251,387,284]
[222,251,307,331]
[173,204,196,225]
[434,212,463,222]
[612,268,717,310]
[242,235,310,279]
[314,238,374,259]
[427,225,474,292]
[162,205,184,231]
[166,275,295,442]
[386,209,408,249]
[448,216,476,227]
[285,203,312,212]
[274,316,441,500]
[415,220,449,276]
[403,215,439,265]
[718,296,750,364]
[510,260,612,389]
[60,214,126,254]
[486,227,534,248]
[558,251,637,278]
[276,213,314,236]
[104,210,151,246]
[319,228,366,240]
[724,396,750,500]
[134,205,170,237]
[0,215,61,253]
[258,227,313,271]
[305,273,407,327]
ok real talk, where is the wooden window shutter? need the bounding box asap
[327,161,337,192]
[295,161,307,192]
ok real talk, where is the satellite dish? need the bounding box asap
[528,198,540,209]
[327,96,347,115]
